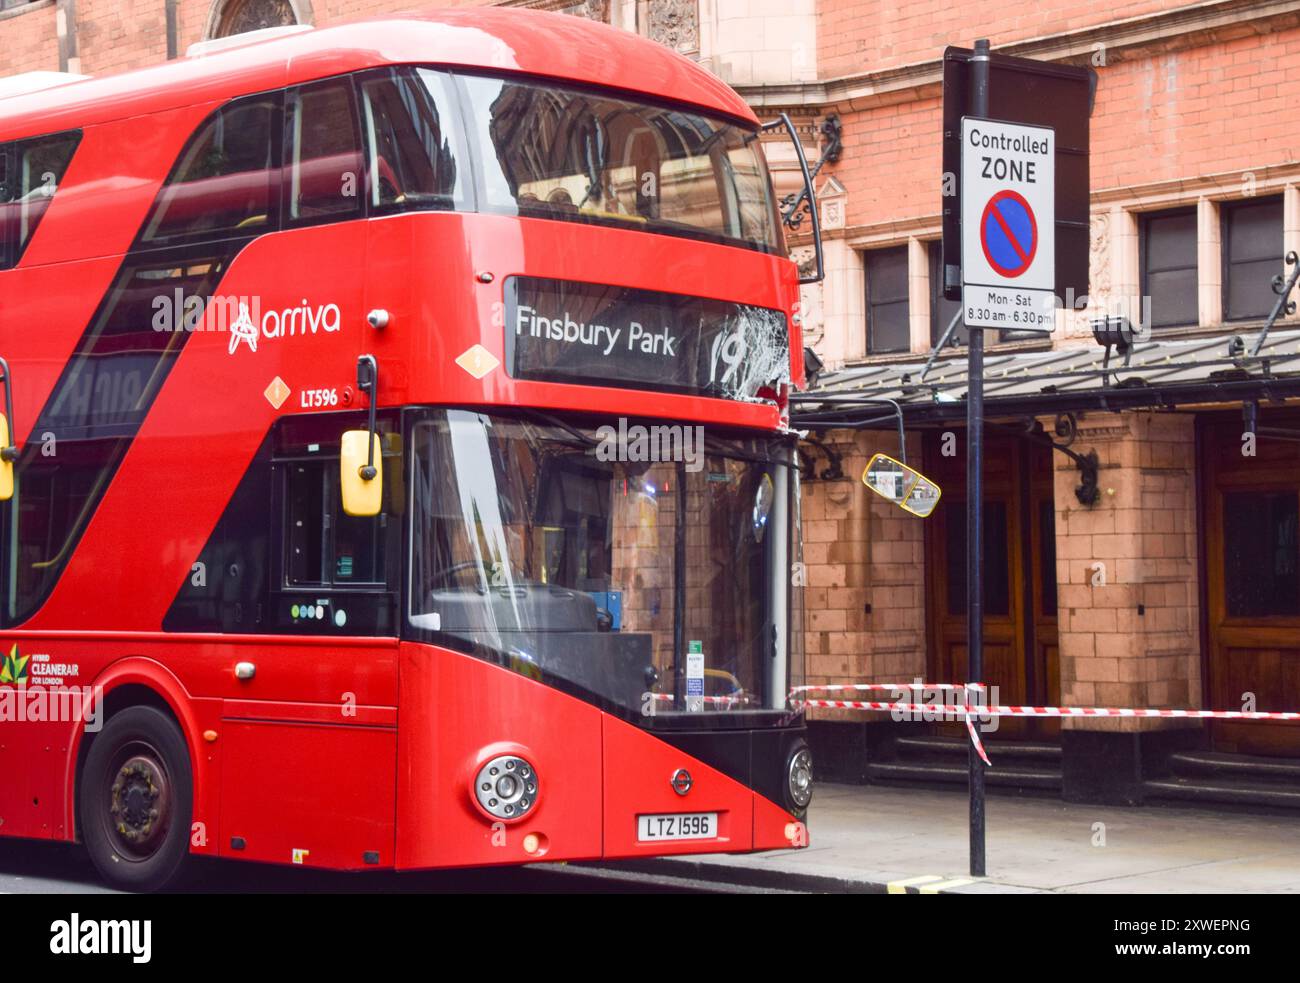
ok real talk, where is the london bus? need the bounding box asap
[0,8,817,891]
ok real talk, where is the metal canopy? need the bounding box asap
[793,327,1300,427]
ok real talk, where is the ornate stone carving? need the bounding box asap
[503,0,609,20]
[820,177,847,232]
[647,0,699,54]
[566,0,610,19]
[1089,209,1111,303]
[790,247,824,346]
[1060,209,1112,338]
[210,0,299,38]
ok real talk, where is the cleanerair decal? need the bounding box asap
[0,643,28,685]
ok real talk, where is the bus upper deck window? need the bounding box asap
[142,94,278,244]
[0,130,81,269]
[0,149,11,268]
[286,78,363,225]
[359,68,465,213]
[459,73,780,254]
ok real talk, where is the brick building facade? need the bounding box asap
[3,0,1299,805]
[768,0,1300,806]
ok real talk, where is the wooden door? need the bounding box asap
[1202,413,1300,756]
[924,432,1058,739]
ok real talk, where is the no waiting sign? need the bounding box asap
[961,118,1055,331]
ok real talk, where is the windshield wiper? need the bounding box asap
[578,118,608,209]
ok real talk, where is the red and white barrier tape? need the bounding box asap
[789,683,1300,720]
[651,693,745,708]
[789,683,994,764]
[795,700,1300,721]
[788,683,1300,768]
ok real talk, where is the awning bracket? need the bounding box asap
[798,432,845,481]
[1241,250,1299,359]
[996,415,1100,507]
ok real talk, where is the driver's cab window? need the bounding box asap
[270,413,399,634]
[284,458,383,587]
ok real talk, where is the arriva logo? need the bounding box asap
[228,298,342,355]
[148,291,341,355]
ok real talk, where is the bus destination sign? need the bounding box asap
[504,276,790,401]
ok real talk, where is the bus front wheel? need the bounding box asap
[80,706,194,893]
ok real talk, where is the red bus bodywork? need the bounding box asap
[0,9,808,883]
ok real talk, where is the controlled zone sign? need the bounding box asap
[961,118,1055,332]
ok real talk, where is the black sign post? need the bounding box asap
[942,42,1093,879]
[966,38,991,880]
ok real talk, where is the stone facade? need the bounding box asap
[801,428,925,692]
[733,0,1300,791]
[1047,412,1202,732]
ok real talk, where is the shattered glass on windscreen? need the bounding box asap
[709,305,791,402]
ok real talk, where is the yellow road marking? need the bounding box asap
[887,875,945,894]
[918,878,975,894]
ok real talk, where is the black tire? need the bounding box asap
[80,705,193,893]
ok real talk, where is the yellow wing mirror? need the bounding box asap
[340,354,382,517]
[340,430,382,516]
[862,452,942,517]
[0,413,13,502]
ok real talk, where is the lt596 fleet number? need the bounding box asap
[301,388,339,408]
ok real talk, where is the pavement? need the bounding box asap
[643,783,1300,893]
[6,782,1299,894]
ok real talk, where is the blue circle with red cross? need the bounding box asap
[980,190,1038,278]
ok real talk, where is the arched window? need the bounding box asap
[205,0,310,40]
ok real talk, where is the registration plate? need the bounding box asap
[637,812,718,842]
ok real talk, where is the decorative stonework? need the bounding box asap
[503,0,609,20]
[790,246,817,280]
[820,176,847,232]
[206,0,308,39]
[792,246,824,346]
[565,0,609,19]
[1089,210,1111,304]
[646,0,698,55]
[1061,209,1113,339]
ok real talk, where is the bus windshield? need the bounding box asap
[407,409,796,719]
[460,73,781,253]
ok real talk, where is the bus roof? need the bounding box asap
[0,8,759,140]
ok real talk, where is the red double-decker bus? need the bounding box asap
[0,8,817,891]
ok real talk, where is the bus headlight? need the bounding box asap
[786,745,814,812]
[474,755,538,821]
